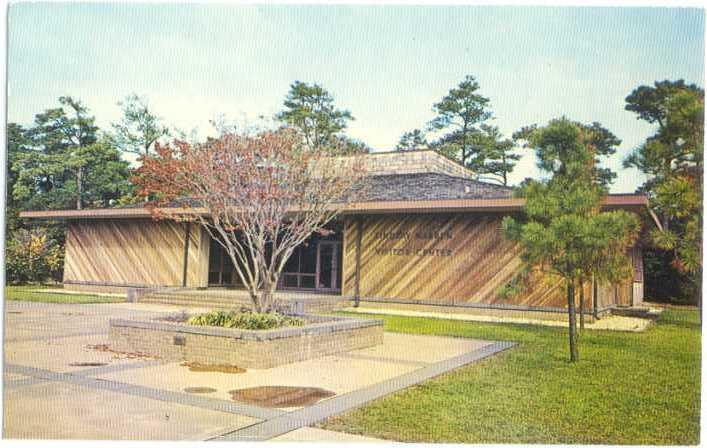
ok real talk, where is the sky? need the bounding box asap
[7,3,704,192]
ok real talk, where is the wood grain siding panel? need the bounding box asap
[193,225,211,288]
[343,214,591,308]
[64,219,208,287]
[185,224,209,288]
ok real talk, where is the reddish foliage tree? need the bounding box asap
[134,129,367,312]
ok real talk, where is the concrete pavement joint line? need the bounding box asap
[5,363,284,420]
[4,360,166,390]
[212,340,517,442]
[4,377,45,389]
[70,359,169,377]
[334,352,431,367]
[4,359,167,389]
[5,330,108,343]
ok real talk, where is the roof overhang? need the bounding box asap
[18,207,209,220]
[344,194,650,214]
[18,194,650,220]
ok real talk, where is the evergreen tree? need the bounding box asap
[624,80,703,304]
[503,118,640,362]
[12,97,132,210]
[276,81,353,149]
[470,124,519,186]
[6,123,31,234]
[111,94,169,157]
[428,75,492,166]
[396,129,428,151]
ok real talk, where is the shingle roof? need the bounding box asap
[20,172,652,220]
[356,173,514,202]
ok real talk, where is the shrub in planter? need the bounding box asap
[6,228,63,284]
[187,310,305,330]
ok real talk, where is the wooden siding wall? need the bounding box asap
[343,214,630,310]
[193,224,211,287]
[64,219,209,288]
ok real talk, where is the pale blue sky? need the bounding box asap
[7,3,704,192]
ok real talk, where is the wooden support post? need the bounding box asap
[354,217,363,308]
[182,222,191,287]
[592,276,598,320]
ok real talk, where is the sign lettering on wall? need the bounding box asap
[372,228,454,257]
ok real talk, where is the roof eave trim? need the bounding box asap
[18,195,648,220]
[18,207,210,220]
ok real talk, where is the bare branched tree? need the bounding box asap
[134,129,367,312]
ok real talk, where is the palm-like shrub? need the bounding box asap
[6,228,63,284]
[187,310,305,330]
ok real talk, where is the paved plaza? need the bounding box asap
[3,300,513,441]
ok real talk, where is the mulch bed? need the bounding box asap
[180,361,246,374]
[86,343,158,360]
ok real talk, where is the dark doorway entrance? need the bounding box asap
[208,239,237,286]
[281,239,342,292]
[207,227,343,292]
[315,241,341,291]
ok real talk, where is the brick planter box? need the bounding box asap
[109,314,384,369]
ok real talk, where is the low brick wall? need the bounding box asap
[109,314,383,369]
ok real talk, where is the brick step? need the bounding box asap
[139,293,348,313]
[141,291,250,302]
[140,295,250,309]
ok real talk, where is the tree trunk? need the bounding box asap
[579,280,585,331]
[249,287,261,312]
[76,166,83,210]
[502,154,508,186]
[592,277,599,320]
[461,122,469,166]
[258,275,279,313]
[567,280,579,362]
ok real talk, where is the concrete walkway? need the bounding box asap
[3,301,514,441]
[345,306,656,332]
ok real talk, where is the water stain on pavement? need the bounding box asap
[228,386,336,407]
[68,362,108,367]
[183,386,218,394]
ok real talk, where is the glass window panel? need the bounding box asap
[300,275,315,289]
[222,253,234,270]
[284,248,299,273]
[209,239,222,265]
[300,243,317,273]
[283,274,299,288]
[318,244,333,289]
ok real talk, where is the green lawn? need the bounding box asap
[4,285,124,304]
[321,309,701,445]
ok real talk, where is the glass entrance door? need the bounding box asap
[208,239,236,286]
[316,242,340,291]
[282,242,317,289]
[282,241,341,292]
